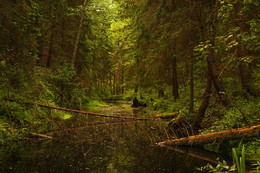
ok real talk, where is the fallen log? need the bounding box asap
[158,124,260,146]
[27,132,53,139]
[154,112,179,119]
[4,98,157,121]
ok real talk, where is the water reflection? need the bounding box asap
[0,102,217,173]
[0,122,212,173]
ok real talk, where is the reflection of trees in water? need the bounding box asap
[0,102,213,173]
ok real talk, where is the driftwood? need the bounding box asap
[158,125,260,146]
[4,98,157,121]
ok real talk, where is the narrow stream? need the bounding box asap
[0,101,220,173]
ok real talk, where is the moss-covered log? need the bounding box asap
[158,125,260,146]
[154,112,179,119]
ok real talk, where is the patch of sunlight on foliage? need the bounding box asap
[61,113,72,120]
[86,100,109,110]
[51,110,72,120]
[110,18,131,31]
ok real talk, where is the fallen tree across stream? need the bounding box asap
[158,124,260,146]
[4,98,158,121]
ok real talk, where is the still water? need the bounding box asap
[0,102,219,173]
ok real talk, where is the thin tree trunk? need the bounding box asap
[237,47,260,98]
[61,15,65,50]
[239,63,259,97]
[71,0,87,67]
[46,23,55,68]
[189,52,194,113]
[206,1,230,107]
[192,73,212,133]
[121,63,124,94]
[192,0,231,134]
[172,55,180,100]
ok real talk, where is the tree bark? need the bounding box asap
[172,55,180,100]
[237,46,260,98]
[239,62,260,97]
[206,0,230,107]
[159,124,260,146]
[71,0,87,67]
[189,52,194,113]
[192,73,212,133]
[192,0,231,134]
[46,23,55,68]
[197,0,230,107]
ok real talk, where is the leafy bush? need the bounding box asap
[152,99,169,110]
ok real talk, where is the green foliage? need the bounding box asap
[232,144,246,173]
[0,120,27,144]
[197,159,236,172]
[199,142,260,173]
[251,161,260,173]
[152,99,170,111]
[198,145,247,173]
[245,139,260,171]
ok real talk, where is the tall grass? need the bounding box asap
[232,144,246,173]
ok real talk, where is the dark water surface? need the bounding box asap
[0,102,217,173]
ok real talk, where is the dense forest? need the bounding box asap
[0,0,259,172]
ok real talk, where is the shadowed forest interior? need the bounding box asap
[0,0,259,172]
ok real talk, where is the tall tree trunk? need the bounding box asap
[61,15,65,50]
[121,63,124,94]
[172,55,180,100]
[46,23,55,68]
[239,60,260,98]
[230,1,260,97]
[192,1,211,133]
[71,0,87,67]
[197,0,230,107]
[189,52,194,113]
[206,0,230,107]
